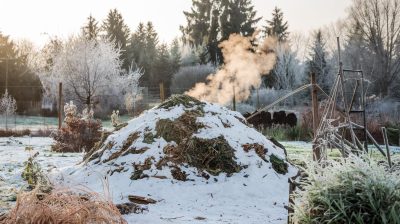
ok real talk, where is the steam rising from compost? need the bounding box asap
[186,33,276,105]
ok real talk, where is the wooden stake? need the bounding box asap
[382,127,392,168]
[232,85,236,111]
[311,72,321,161]
[58,82,62,129]
[159,82,165,102]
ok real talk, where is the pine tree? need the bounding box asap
[144,22,159,88]
[169,39,181,74]
[181,0,213,47]
[154,44,173,96]
[102,9,130,71]
[305,30,331,93]
[182,0,260,65]
[264,7,289,42]
[221,0,261,40]
[82,15,100,41]
[0,33,42,112]
[128,23,147,68]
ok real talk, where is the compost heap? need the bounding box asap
[62,95,297,223]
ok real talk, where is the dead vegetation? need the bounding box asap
[0,188,127,224]
[52,116,102,153]
[157,94,205,110]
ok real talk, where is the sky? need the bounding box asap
[0,0,352,47]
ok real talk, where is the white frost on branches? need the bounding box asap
[0,90,17,116]
[64,101,77,123]
[36,36,143,114]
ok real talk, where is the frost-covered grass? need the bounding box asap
[292,155,400,224]
[282,141,400,162]
[0,115,132,130]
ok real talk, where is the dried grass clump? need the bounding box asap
[1,188,127,224]
[292,156,400,224]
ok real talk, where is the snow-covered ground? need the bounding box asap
[0,136,293,224]
[0,137,81,214]
[1,136,397,222]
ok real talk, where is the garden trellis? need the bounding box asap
[247,37,389,163]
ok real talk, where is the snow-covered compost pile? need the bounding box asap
[63,95,297,223]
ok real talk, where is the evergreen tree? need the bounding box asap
[169,38,182,74]
[127,22,162,88]
[264,7,289,42]
[102,9,130,71]
[221,0,261,40]
[154,44,173,96]
[181,0,213,47]
[182,0,260,65]
[0,33,42,113]
[82,15,100,41]
[305,30,331,93]
[144,22,159,87]
[128,23,147,68]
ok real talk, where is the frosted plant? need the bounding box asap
[118,67,143,114]
[293,155,400,223]
[82,107,94,120]
[0,90,17,129]
[36,36,143,116]
[110,110,120,127]
[64,101,77,123]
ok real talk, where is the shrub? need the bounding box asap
[0,128,30,137]
[292,156,400,224]
[52,101,102,153]
[170,64,216,94]
[262,124,312,142]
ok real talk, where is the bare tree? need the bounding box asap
[36,36,142,115]
[350,0,400,96]
[50,37,121,109]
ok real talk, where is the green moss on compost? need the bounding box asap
[157,94,205,110]
[155,110,204,144]
[143,132,155,144]
[114,122,128,131]
[270,154,288,174]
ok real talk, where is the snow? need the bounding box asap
[0,137,81,213]
[1,99,300,223]
[53,100,297,223]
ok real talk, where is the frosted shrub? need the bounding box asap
[63,101,77,123]
[110,110,121,127]
[292,156,400,224]
[235,103,256,114]
[251,87,293,108]
[0,90,17,129]
[52,101,102,153]
[170,64,216,94]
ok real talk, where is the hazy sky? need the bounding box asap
[0,0,352,46]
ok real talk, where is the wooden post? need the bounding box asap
[58,82,62,129]
[159,82,165,102]
[311,72,321,161]
[232,85,236,111]
[382,127,392,168]
[256,87,260,109]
